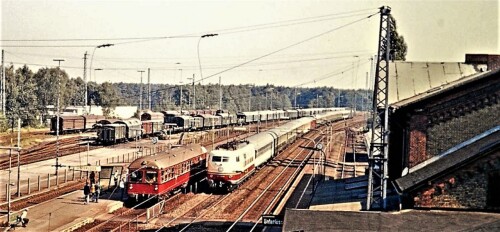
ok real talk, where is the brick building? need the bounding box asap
[388,64,500,210]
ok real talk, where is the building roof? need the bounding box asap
[388,62,483,106]
[283,208,500,231]
[394,126,500,192]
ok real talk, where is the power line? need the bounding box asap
[197,11,379,84]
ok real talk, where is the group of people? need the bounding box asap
[83,171,101,204]
[83,170,127,204]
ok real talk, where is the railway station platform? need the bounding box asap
[0,190,123,232]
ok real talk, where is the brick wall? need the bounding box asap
[426,104,500,158]
[411,150,500,210]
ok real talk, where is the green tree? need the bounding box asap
[390,16,408,61]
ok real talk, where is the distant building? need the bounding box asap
[45,105,138,119]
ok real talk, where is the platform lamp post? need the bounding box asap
[294,90,301,109]
[88,44,114,112]
[197,33,218,108]
[138,70,145,111]
[53,59,64,185]
[187,74,195,110]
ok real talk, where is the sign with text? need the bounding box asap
[74,165,101,172]
[261,214,284,226]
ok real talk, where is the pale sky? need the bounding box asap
[1,0,498,89]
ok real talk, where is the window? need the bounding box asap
[130,170,143,182]
[212,156,229,162]
[212,156,222,162]
[236,156,240,162]
[145,171,157,183]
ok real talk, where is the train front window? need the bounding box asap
[145,171,157,183]
[212,156,229,162]
[130,170,143,182]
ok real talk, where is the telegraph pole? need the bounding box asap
[83,52,88,112]
[138,70,145,110]
[53,59,64,183]
[148,68,151,110]
[219,76,222,110]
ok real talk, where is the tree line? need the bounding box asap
[0,64,372,131]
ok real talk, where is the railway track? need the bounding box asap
[0,136,102,170]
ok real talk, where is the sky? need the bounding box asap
[1,0,498,89]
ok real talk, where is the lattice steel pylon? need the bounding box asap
[366,6,393,211]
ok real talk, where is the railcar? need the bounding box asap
[237,111,260,124]
[216,111,237,127]
[141,119,163,137]
[196,114,221,129]
[83,115,106,131]
[140,110,164,121]
[172,115,198,131]
[161,110,181,124]
[207,117,316,191]
[50,115,85,134]
[127,144,208,200]
[98,123,127,144]
[285,109,300,119]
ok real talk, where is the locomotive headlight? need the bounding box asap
[229,175,233,178]
[209,174,213,178]
[154,185,158,191]
[129,184,133,189]
[218,167,224,172]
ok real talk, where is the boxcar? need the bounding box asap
[50,115,85,134]
[83,115,105,131]
[196,114,221,129]
[140,111,164,121]
[115,118,142,139]
[99,123,127,144]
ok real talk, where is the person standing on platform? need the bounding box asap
[89,171,96,184]
[83,182,90,204]
[113,170,119,187]
[90,183,96,201]
[94,181,100,203]
[119,177,125,201]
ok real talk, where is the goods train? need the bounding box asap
[127,144,208,201]
[206,109,351,191]
[95,108,347,144]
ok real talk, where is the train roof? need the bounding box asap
[128,144,207,169]
[174,115,194,120]
[195,114,219,119]
[82,115,105,120]
[140,111,164,120]
[161,110,181,116]
[115,118,141,127]
[237,111,260,116]
[51,115,84,120]
[101,123,126,128]
[267,117,315,137]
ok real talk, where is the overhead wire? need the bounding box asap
[196,11,379,84]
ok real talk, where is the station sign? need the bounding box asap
[261,214,284,226]
[73,165,101,172]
